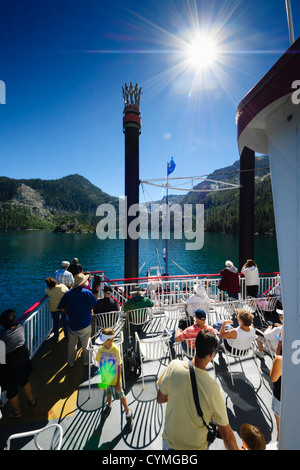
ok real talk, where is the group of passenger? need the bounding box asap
[157,258,282,450]
[0,256,282,450]
[158,311,283,451]
[217,258,259,299]
[45,260,155,372]
[0,259,94,420]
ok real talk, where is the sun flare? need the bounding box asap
[186,33,220,71]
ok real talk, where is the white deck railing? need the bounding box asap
[104,273,281,308]
[21,273,280,359]
[23,297,52,359]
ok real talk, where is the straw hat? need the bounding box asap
[73,272,90,288]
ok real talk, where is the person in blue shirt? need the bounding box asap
[58,272,97,367]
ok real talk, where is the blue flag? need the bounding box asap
[167,157,176,175]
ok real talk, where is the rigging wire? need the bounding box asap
[171,259,190,275]
[139,261,146,274]
[140,183,165,276]
[140,166,270,193]
[209,166,270,176]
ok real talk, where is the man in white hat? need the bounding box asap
[185,284,210,321]
[58,272,97,367]
[53,261,74,288]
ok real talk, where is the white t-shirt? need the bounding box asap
[241,266,259,286]
[263,325,282,351]
[226,326,256,348]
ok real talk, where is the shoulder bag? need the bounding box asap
[188,360,220,444]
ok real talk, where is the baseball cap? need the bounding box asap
[194,309,206,321]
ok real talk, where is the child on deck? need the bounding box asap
[95,327,133,431]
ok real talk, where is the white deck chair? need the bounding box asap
[135,331,172,390]
[126,307,153,342]
[255,296,279,325]
[162,303,186,329]
[226,298,243,315]
[180,337,196,360]
[211,299,235,324]
[5,424,63,450]
[242,297,258,314]
[93,311,121,334]
[161,303,187,357]
[93,311,125,346]
[221,335,262,387]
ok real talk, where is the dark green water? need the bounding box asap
[0,231,279,316]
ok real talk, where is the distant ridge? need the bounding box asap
[0,174,118,232]
[0,156,275,234]
[182,155,275,234]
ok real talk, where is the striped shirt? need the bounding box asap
[53,268,74,287]
[176,323,216,348]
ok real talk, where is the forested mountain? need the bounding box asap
[0,174,118,231]
[0,156,275,234]
[181,155,275,234]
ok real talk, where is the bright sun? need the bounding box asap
[186,33,219,71]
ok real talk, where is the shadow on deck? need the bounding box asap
[0,309,278,450]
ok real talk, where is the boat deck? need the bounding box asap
[0,308,279,451]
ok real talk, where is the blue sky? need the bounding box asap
[0,0,299,202]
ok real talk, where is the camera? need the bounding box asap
[207,421,221,443]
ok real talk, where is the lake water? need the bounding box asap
[0,230,279,316]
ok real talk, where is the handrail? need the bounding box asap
[18,295,48,323]
[104,272,280,283]
[22,297,52,359]
[19,271,280,360]
[262,275,281,296]
[18,271,105,323]
[20,271,281,321]
[84,270,105,274]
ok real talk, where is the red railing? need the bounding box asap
[20,270,280,322]
[18,295,48,323]
[103,272,280,284]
